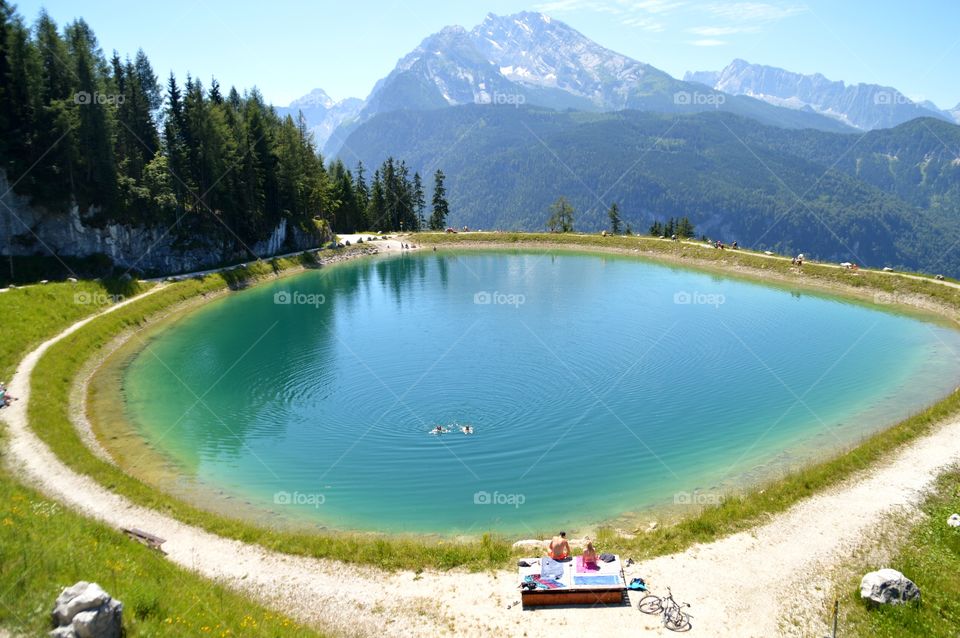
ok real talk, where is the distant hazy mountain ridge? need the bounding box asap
[684,59,955,130]
[276,89,362,148]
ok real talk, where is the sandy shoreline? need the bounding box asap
[3,236,960,636]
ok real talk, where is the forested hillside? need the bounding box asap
[339,105,960,275]
[0,2,433,272]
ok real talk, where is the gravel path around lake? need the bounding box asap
[3,246,960,637]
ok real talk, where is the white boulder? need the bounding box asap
[859,568,920,605]
[51,582,122,638]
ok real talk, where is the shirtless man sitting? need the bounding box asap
[547,531,571,561]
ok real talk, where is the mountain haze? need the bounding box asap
[276,88,362,148]
[684,59,953,130]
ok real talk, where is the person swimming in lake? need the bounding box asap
[461,425,473,434]
[432,425,445,435]
[547,531,571,561]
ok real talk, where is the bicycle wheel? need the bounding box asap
[638,595,662,614]
[665,609,692,632]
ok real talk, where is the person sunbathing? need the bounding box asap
[547,531,571,560]
[582,541,598,568]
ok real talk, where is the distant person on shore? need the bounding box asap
[0,382,16,407]
[547,531,571,560]
[582,540,599,568]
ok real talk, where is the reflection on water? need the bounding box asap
[114,250,960,534]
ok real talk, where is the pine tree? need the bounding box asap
[367,169,386,231]
[354,161,369,229]
[412,171,425,231]
[66,18,118,214]
[429,169,449,231]
[133,48,161,111]
[607,202,621,234]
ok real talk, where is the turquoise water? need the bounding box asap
[122,250,960,533]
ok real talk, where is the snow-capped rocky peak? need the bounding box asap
[289,88,336,109]
[397,25,471,72]
[469,11,648,101]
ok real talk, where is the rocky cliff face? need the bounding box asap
[0,173,330,276]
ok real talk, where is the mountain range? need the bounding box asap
[274,88,362,151]
[684,59,959,130]
[274,11,960,276]
[292,12,861,153]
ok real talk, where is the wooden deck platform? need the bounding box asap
[518,555,627,607]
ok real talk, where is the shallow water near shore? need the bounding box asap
[114,249,960,533]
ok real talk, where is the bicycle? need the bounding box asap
[638,587,692,632]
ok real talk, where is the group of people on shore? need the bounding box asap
[0,382,17,408]
[547,531,600,568]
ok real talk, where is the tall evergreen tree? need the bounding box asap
[367,169,385,230]
[607,202,621,234]
[354,160,369,225]
[66,18,118,214]
[429,169,449,231]
[412,171,425,231]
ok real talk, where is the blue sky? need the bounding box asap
[13,0,960,109]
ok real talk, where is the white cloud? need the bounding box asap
[688,38,728,46]
[534,0,681,30]
[621,16,666,31]
[687,25,760,36]
[703,2,807,23]
[532,0,802,37]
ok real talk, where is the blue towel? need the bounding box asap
[541,557,565,579]
[573,575,621,586]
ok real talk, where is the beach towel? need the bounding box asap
[573,575,621,586]
[524,575,564,589]
[541,557,565,580]
[576,556,600,573]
